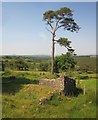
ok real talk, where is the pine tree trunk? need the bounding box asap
[51,32,55,74]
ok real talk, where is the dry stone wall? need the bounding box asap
[39,77,64,91]
[39,76,78,96]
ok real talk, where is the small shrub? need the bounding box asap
[3,70,12,76]
[47,93,60,106]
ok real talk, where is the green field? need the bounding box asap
[74,56,96,72]
[1,55,96,118]
[2,70,96,118]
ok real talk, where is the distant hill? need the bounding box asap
[2,55,51,61]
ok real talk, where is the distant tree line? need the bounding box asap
[2,54,76,73]
[1,55,96,73]
[2,58,29,71]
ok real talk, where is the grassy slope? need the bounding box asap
[2,71,96,118]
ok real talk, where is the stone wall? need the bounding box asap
[39,76,78,96]
[39,77,64,91]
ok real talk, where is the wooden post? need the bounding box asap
[83,85,86,95]
[94,89,96,96]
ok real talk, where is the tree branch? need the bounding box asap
[57,24,64,29]
[46,19,54,30]
[55,23,64,32]
[55,20,59,30]
[54,39,58,42]
[46,27,52,34]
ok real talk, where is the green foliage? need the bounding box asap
[2,55,96,73]
[57,38,71,47]
[43,7,80,32]
[15,58,29,71]
[2,57,29,71]
[3,70,12,77]
[54,53,77,73]
[2,56,51,72]
[57,37,75,54]
[39,61,50,71]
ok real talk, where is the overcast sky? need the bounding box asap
[2,2,96,55]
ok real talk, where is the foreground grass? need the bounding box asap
[2,71,96,118]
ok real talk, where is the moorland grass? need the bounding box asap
[2,71,96,118]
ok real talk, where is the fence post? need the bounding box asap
[83,85,86,95]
